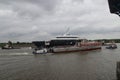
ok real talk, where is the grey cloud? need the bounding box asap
[0,0,119,42]
[27,0,60,11]
[72,0,84,3]
[0,0,60,10]
[0,0,60,19]
[71,26,120,35]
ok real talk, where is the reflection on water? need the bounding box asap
[0,45,120,80]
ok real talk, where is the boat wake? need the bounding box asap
[0,52,32,56]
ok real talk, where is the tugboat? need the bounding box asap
[33,48,47,54]
[1,41,21,50]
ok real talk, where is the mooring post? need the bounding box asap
[117,61,120,80]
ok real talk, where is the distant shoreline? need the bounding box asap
[0,39,120,48]
[0,42,36,48]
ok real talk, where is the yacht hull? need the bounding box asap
[52,46,101,53]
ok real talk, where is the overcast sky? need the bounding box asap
[0,0,120,42]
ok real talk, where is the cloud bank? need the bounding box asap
[0,0,120,42]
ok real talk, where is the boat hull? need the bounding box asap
[52,46,101,53]
[106,46,117,49]
[1,47,20,49]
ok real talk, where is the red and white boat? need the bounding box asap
[33,32,102,53]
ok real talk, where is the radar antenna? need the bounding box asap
[64,27,70,36]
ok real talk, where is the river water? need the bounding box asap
[0,44,120,80]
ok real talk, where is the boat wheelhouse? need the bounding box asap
[32,34,84,48]
[49,34,84,47]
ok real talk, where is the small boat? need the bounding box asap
[33,48,47,54]
[1,43,21,50]
[1,44,13,49]
[106,44,117,49]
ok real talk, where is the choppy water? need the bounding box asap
[0,44,120,80]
